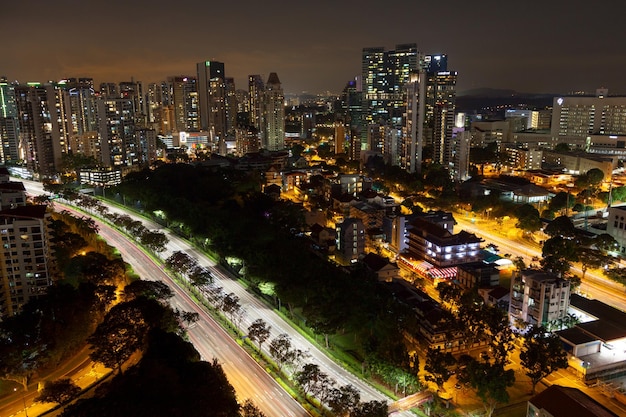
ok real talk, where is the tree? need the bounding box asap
[240,399,267,417]
[221,292,242,323]
[88,297,177,374]
[513,256,526,271]
[520,326,568,394]
[188,266,213,288]
[352,400,388,417]
[328,384,360,417]
[515,204,542,233]
[543,215,576,238]
[458,358,515,417]
[140,230,169,253]
[553,142,571,152]
[247,318,271,352]
[268,333,296,372]
[294,363,328,396]
[35,378,81,404]
[424,347,456,392]
[123,280,173,302]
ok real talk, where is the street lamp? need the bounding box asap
[13,387,28,417]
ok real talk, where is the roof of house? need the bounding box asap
[362,253,397,272]
[410,217,483,246]
[570,294,626,333]
[0,182,26,191]
[557,327,599,346]
[0,204,48,219]
[529,385,618,417]
[488,286,510,300]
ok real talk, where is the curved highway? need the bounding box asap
[21,180,414,416]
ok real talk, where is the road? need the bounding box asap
[55,203,309,417]
[455,216,626,310]
[21,180,415,416]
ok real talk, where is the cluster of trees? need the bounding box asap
[432,284,569,416]
[2,203,267,416]
[43,185,170,254]
[541,215,617,280]
[115,164,420,393]
[294,363,388,417]
[0,211,133,391]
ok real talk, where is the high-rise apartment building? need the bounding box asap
[263,73,285,151]
[119,80,145,127]
[426,71,458,166]
[248,74,264,133]
[196,61,226,139]
[167,76,199,133]
[0,78,20,164]
[96,97,136,167]
[403,59,457,173]
[0,202,54,318]
[362,44,421,127]
[14,83,69,178]
[0,206,54,317]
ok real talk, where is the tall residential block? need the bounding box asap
[0,204,54,318]
[167,76,199,133]
[0,78,20,164]
[14,83,70,179]
[197,61,226,139]
[263,73,285,151]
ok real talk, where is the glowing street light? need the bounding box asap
[13,387,28,417]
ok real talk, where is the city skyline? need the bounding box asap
[3,0,625,95]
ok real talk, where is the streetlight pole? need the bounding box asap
[13,387,28,417]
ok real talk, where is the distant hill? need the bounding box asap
[456,88,558,114]
[457,88,522,97]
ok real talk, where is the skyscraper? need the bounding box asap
[96,96,135,166]
[426,71,457,166]
[248,74,264,133]
[403,57,457,174]
[362,44,421,127]
[14,82,69,178]
[167,76,199,133]
[197,61,226,139]
[263,73,285,151]
[0,77,20,164]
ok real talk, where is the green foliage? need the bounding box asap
[424,348,456,390]
[548,191,575,212]
[520,326,568,394]
[458,358,515,417]
[515,204,542,233]
[351,400,389,417]
[88,296,179,373]
[328,384,361,416]
[268,333,296,372]
[247,318,271,351]
[543,216,575,237]
[35,378,81,404]
[63,330,241,417]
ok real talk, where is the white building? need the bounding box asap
[509,269,570,327]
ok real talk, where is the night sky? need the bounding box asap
[3,0,625,95]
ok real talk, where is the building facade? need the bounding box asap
[509,269,570,327]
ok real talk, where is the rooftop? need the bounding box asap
[529,385,618,417]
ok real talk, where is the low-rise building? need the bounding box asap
[336,217,365,263]
[407,217,483,268]
[527,385,618,417]
[509,269,570,328]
